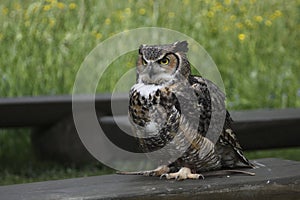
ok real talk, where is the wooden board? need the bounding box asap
[0,158,299,200]
[100,109,300,150]
[1,95,299,150]
[0,94,128,127]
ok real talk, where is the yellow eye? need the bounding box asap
[142,59,147,65]
[158,57,169,65]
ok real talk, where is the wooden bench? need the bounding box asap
[0,95,300,199]
[0,158,299,199]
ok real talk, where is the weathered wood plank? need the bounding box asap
[0,158,299,200]
[231,109,300,150]
[1,94,300,129]
[0,94,128,127]
[1,95,299,150]
[100,109,300,150]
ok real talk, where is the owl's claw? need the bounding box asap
[160,167,204,180]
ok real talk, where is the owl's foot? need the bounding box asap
[160,167,204,181]
[116,165,170,177]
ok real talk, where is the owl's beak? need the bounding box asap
[147,63,158,79]
[148,66,154,78]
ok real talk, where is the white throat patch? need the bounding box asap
[131,83,163,97]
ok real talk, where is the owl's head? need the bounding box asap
[136,41,190,85]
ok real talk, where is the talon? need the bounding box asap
[148,171,154,176]
[165,174,172,180]
[196,174,205,179]
[175,175,181,181]
[160,174,167,179]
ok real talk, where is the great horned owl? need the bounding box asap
[121,41,253,180]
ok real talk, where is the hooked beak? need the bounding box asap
[147,63,158,79]
[148,65,154,78]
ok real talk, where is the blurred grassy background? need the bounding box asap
[0,0,299,185]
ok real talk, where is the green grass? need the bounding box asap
[0,0,299,185]
[246,148,300,162]
[1,0,299,106]
[0,129,113,186]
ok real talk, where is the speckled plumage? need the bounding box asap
[126,41,253,179]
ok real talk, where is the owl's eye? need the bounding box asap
[158,57,169,65]
[142,58,147,65]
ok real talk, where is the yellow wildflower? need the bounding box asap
[224,0,231,5]
[95,33,102,40]
[124,8,131,15]
[240,6,246,13]
[105,18,111,25]
[265,20,272,27]
[13,3,21,11]
[69,3,77,10]
[238,33,246,41]
[126,61,134,68]
[50,0,58,7]
[43,5,51,11]
[57,2,65,10]
[168,12,175,18]
[119,13,125,21]
[270,10,282,20]
[235,22,243,29]
[274,10,282,17]
[230,15,236,21]
[254,16,263,23]
[49,19,55,27]
[245,19,253,28]
[2,7,8,15]
[223,26,229,32]
[139,8,146,15]
[214,2,223,10]
[207,11,214,18]
[24,11,29,19]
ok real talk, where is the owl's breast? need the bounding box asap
[129,83,180,138]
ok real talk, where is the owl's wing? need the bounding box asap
[188,75,253,167]
[187,75,226,137]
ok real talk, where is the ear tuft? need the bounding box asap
[174,41,188,53]
[138,44,145,55]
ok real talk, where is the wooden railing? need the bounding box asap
[1,94,299,150]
